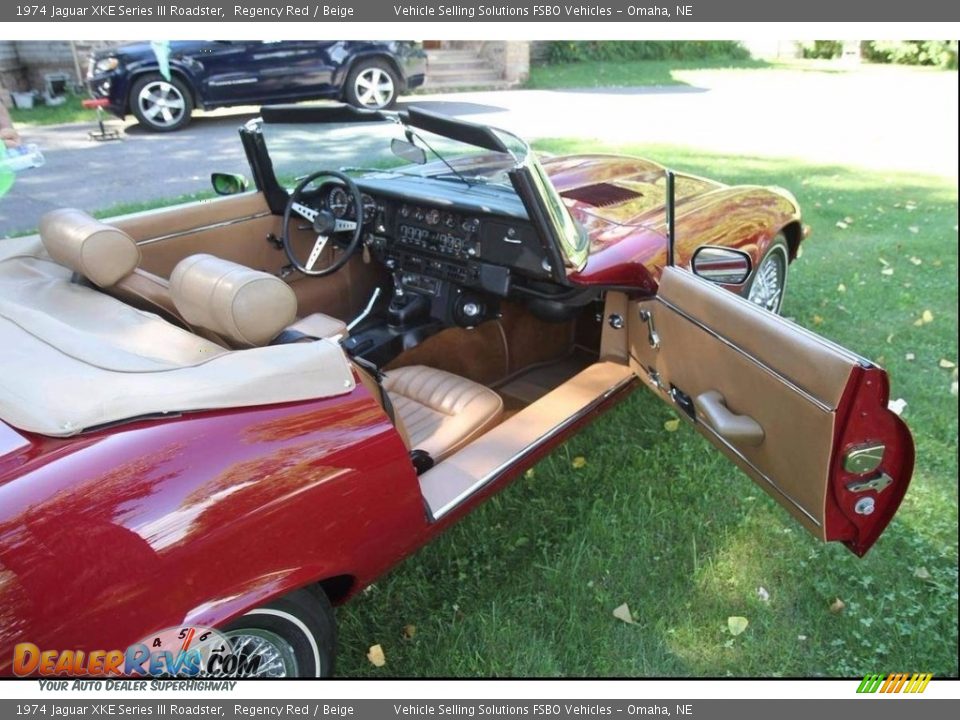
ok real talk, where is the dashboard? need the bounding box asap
[313,180,555,304]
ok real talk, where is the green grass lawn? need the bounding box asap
[334,141,958,677]
[527,58,768,89]
[8,94,98,127]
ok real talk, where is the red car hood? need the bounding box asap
[542,153,725,230]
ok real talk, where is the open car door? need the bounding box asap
[628,266,914,556]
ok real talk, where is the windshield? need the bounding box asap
[257,109,587,272]
[261,115,527,188]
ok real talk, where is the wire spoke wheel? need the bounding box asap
[747,243,788,314]
[217,629,300,678]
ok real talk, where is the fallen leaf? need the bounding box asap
[881,267,894,276]
[837,283,847,293]
[524,468,536,480]
[886,333,895,344]
[366,644,386,667]
[812,314,824,326]
[835,221,849,230]
[888,398,907,416]
[913,566,931,580]
[843,216,854,224]
[922,309,934,323]
[909,256,923,265]
[908,226,920,234]
[878,257,890,267]
[572,456,587,469]
[757,587,770,603]
[938,359,956,369]
[664,418,681,432]
[830,598,846,614]
[905,352,915,361]
[797,634,808,641]
[402,624,417,640]
[613,603,636,625]
[728,616,749,636]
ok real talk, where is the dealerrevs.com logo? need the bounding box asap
[12,626,260,677]
[857,673,933,694]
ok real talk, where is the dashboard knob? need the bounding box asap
[463,302,480,317]
[462,217,480,234]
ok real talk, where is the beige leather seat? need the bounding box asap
[383,365,504,462]
[39,208,190,330]
[38,208,346,346]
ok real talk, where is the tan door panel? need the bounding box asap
[628,267,861,538]
[109,192,383,320]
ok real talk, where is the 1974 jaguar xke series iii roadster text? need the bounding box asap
[0,106,913,677]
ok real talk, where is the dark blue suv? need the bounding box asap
[86,40,427,132]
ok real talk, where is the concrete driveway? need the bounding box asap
[2,64,956,236]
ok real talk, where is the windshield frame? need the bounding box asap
[245,105,590,275]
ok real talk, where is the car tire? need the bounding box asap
[344,59,400,110]
[745,235,790,315]
[218,588,336,678]
[130,73,194,132]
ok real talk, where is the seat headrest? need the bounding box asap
[39,208,141,288]
[170,254,297,348]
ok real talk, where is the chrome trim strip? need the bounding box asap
[429,373,637,520]
[347,287,382,332]
[657,297,834,414]
[697,420,822,528]
[134,212,272,245]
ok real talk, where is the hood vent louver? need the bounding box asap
[561,182,643,208]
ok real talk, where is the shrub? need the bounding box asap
[861,41,958,70]
[540,41,749,65]
[801,41,843,59]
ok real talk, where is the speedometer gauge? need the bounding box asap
[327,187,349,217]
[361,194,378,222]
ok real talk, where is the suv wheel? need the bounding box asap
[130,73,194,132]
[345,60,400,110]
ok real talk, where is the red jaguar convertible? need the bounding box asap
[0,106,913,677]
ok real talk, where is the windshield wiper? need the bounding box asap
[340,167,492,186]
[404,128,474,188]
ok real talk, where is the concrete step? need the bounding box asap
[427,58,492,72]
[423,79,514,92]
[426,50,482,61]
[427,67,500,81]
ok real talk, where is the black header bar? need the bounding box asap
[2,0,958,23]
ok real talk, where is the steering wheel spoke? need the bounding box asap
[291,202,319,223]
[306,235,329,271]
[334,218,358,233]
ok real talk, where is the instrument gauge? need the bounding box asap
[425,209,440,225]
[361,194,378,222]
[327,187,349,218]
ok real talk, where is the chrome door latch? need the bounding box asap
[846,473,893,495]
[638,309,660,349]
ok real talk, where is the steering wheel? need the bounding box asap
[281,170,364,277]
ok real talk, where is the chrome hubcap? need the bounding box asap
[217,629,300,678]
[355,67,394,108]
[138,81,186,127]
[747,246,787,313]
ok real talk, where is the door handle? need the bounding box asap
[695,391,764,447]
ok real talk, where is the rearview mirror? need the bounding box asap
[211,172,249,196]
[391,138,427,165]
[691,246,752,286]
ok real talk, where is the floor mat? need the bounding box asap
[495,349,596,406]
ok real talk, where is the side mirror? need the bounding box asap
[211,172,249,196]
[390,138,427,165]
[691,246,752,286]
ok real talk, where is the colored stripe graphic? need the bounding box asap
[858,672,932,693]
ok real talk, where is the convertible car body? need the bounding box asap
[0,106,913,677]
